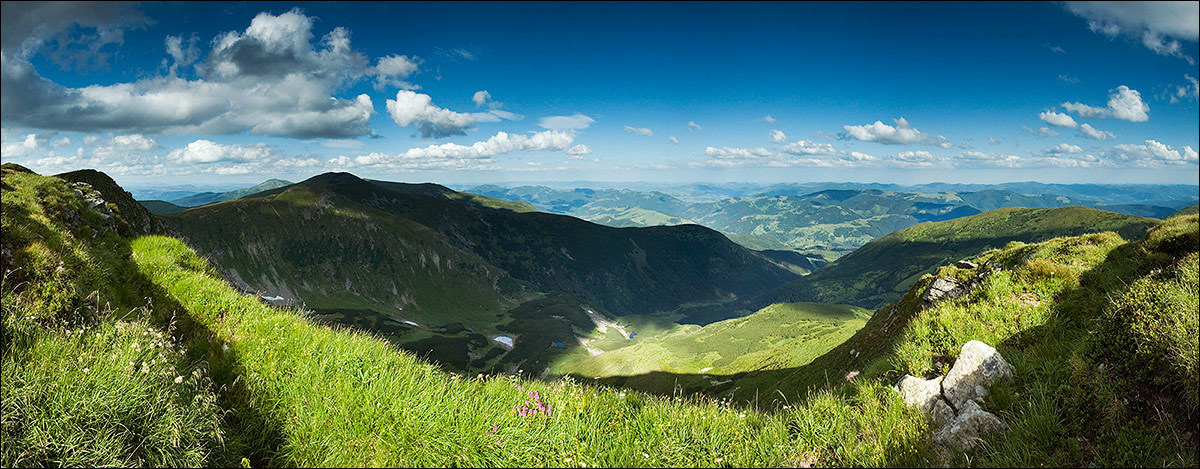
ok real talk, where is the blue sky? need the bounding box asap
[1,1,1197,187]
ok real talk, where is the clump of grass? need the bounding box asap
[1,289,227,467]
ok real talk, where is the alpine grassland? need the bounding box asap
[3,165,1196,467]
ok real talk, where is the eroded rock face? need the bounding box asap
[895,340,1012,450]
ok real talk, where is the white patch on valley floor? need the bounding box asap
[403,320,420,327]
[260,295,285,302]
[493,335,514,348]
[583,308,632,339]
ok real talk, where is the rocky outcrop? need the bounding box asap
[921,260,997,310]
[896,340,1014,450]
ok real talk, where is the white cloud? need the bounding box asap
[2,8,384,139]
[1064,2,1198,62]
[1,134,41,158]
[472,90,491,107]
[371,54,420,90]
[1107,85,1150,122]
[780,140,836,156]
[1058,85,1150,122]
[1058,74,1080,84]
[386,90,476,138]
[705,146,772,159]
[1060,102,1108,119]
[769,129,787,143]
[669,136,679,144]
[842,117,951,147]
[847,151,876,161]
[167,139,275,164]
[625,126,653,137]
[1169,74,1200,103]
[347,130,578,170]
[1023,126,1061,137]
[538,113,594,130]
[1039,110,1078,128]
[687,121,704,131]
[958,151,1023,168]
[893,150,941,168]
[761,115,776,123]
[1046,143,1083,154]
[1079,123,1115,140]
[1110,140,1199,166]
[565,144,592,156]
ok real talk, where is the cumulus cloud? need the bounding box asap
[371,54,420,91]
[1039,110,1078,128]
[769,129,787,143]
[1,134,41,158]
[2,8,388,139]
[1064,1,1198,62]
[386,90,476,138]
[687,121,704,131]
[669,136,679,144]
[705,146,772,159]
[780,140,836,156]
[841,117,952,147]
[1046,143,1083,154]
[1079,123,1115,140]
[472,90,491,107]
[346,130,578,170]
[1023,126,1061,137]
[1110,139,1199,166]
[1168,74,1199,103]
[1058,85,1150,122]
[167,139,275,164]
[1106,85,1150,121]
[538,113,594,130]
[625,126,653,137]
[761,115,776,123]
[565,144,592,156]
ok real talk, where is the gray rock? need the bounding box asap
[922,277,970,309]
[894,340,1013,450]
[955,260,978,269]
[943,340,1014,408]
[933,400,1007,450]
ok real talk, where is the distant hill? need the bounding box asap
[678,206,1160,323]
[139,199,187,215]
[168,179,293,207]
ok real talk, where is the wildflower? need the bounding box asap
[82,368,89,374]
[174,376,184,384]
[844,370,860,381]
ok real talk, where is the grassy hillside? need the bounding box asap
[3,166,1195,467]
[548,302,869,391]
[168,173,796,319]
[169,179,293,207]
[698,206,1160,321]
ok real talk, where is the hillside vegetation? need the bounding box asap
[679,206,1159,324]
[3,166,1195,467]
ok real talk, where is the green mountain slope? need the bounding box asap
[681,206,1159,323]
[168,179,293,207]
[176,172,795,318]
[4,166,1194,467]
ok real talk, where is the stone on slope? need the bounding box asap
[933,400,1007,449]
[942,340,1014,408]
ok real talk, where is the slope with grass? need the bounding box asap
[3,166,1196,467]
[165,172,796,320]
[684,206,1160,323]
[548,302,870,386]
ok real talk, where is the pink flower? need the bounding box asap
[844,370,860,381]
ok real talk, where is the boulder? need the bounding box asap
[922,277,969,309]
[943,340,1014,408]
[933,400,1007,449]
[955,260,978,269]
[894,340,1013,450]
